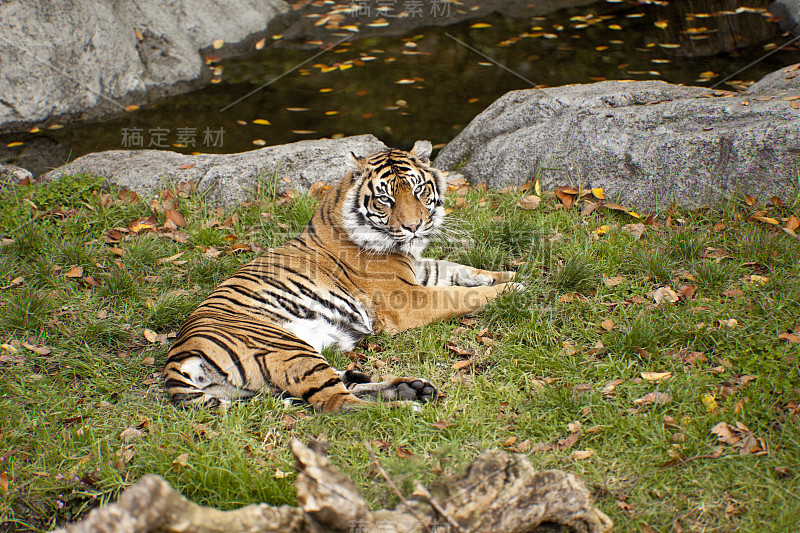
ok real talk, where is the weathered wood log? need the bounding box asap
[53,439,613,533]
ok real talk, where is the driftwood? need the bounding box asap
[53,439,613,533]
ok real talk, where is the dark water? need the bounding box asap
[3,0,797,176]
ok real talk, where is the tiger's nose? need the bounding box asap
[402,221,422,233]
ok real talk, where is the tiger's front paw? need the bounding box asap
[392,377,437,403]
[490,270,516,285]
[494,281,526,294]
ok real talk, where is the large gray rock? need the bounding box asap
[745,62,800,93]
[770,1,800,34]
[434,78,800,208]
[0,0,288,133]
[42,135,386,207]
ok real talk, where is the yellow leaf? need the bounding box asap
[701,393,718,412]
[591,187,606,199]
[0,344,18,353]
[6,142,23,147]
[252,119,271,125]
[752,215,779,225]
[255,38,266,50]
[534,178,542,197]
[654,20,669,29]
[641,372,672,382]
[608,24,622,30]
[593,224,611,236]
[470,23,492,28]
[212,39,224,49]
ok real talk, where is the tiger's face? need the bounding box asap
[344,140,446,256]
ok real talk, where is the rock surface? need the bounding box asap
[434,74,800,208]
[770,0,800,34]
[0,163,33,185]
[42,135,386,207]
[0,0,288,133]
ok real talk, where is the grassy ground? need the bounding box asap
[0,173,798,532]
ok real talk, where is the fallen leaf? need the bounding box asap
[119,427,144,442]
[701,393,718,412]
[171,453,189,472]
[433,420,454,430]
[516,195,541,210]
[591,187,606,200]
[641,372,672,382]
[165,209,186,228]
[143,329,157,343]
[397,446,414,458]
[453,359,474,370]
[778,332,800,344]
[633,392,672,406]
[21,342,52,356]
[653,286,679,304]
[570,450,595,460]
[601,319,614,331]
[555,188,574,207]
[0,472,7,493]
[602,274,625,287]
[64,266,84,278]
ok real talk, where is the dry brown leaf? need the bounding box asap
[778,332,800,344]
[432,420,454,430]
[786,215,799,232]
[64,266,84,278]
[602,274,625,287]
[633,391,672,406]
[171,452,189,472]
[143,329,157,343]
[713,222,726,232]
[601,319,614,331]
[119,427,144,442]
[453,359,474,370]
[653,286,679,304]
[21,342,52,356]
[570,450,595,460]
[516,195,542,210]
[554,188,574,207]
[156,252,186,265]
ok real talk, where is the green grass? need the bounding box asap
[1,177,799,532]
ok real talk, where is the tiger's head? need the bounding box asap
[342,140,446,256]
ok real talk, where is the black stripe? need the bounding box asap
[302,377,341,402]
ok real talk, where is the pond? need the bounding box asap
[2,0,797,176]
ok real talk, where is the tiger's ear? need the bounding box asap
[346,151,366,171]
[410,140,432,164]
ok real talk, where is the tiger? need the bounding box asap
[164,140,521,412]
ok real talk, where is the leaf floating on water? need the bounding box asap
[212,39,224,49]
[286,107,309,112]
[470,23,492,29]
[252,119,271,125]
[255,38,266,50]
[395,78,416,84]
[654,20,669,29]
[252,139,267,146]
